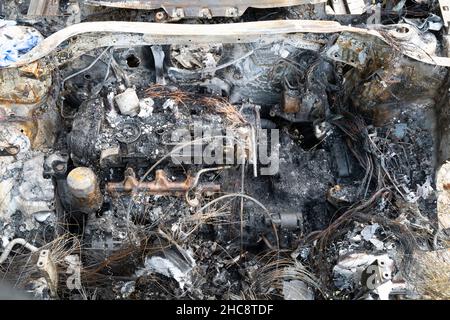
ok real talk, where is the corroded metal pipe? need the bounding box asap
[0,238,38,264]
[67,167,103,213]
[107,168,220,196]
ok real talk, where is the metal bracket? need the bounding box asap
[37,249,59,298]
[440,0,450,33]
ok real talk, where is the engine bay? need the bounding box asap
[0,0,449,300]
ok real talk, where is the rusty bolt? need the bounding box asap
[155,11,167,22]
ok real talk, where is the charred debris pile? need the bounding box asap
[0,0,449,300]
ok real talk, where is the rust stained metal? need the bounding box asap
[19,62,46,79]
[281,89,301,114]
[325,33,370,68]
[0,62,49,105]
[67,167,104,213]
[0,65,59,150]
[85,0,325,18]
[107,168,221,196]
[0,87,42,105]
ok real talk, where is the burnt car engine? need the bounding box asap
[0,0,449,301]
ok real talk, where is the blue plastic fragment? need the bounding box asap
[0,27,41,67]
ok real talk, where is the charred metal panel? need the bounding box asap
[85,0,325,18]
